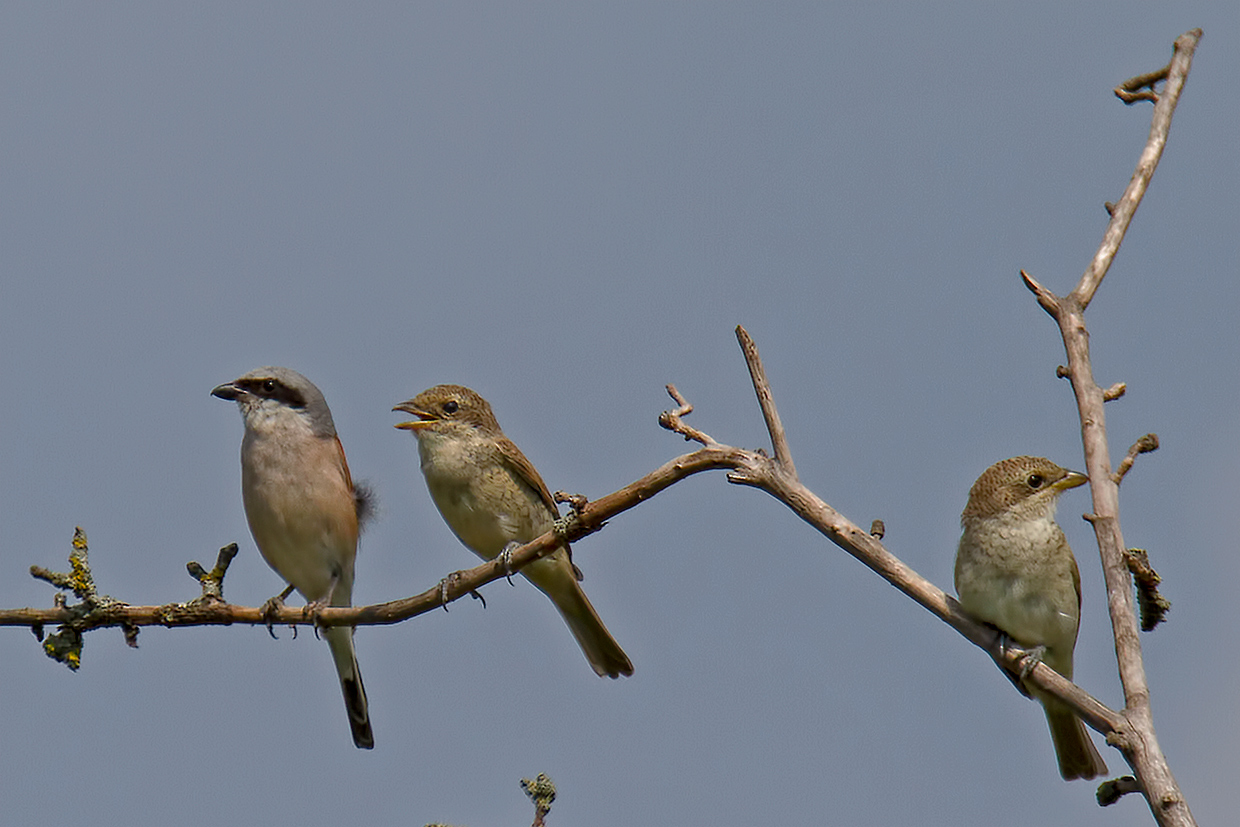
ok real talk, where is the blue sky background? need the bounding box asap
[1,4,1236,825]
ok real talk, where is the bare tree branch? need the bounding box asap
[6,343,1130,739]
[736,326,798,479]
[1021,28,1201,827]
[3,28,1200,827]
[1071,29,1201,309]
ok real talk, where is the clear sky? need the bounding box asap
[1,4,1236,825]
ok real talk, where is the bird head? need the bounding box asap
[961,455,1087,523]
[392,384,502,439]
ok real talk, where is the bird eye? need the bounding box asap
[443,400,459,415]
[262,379,277,393]
[1027,474,1044,489]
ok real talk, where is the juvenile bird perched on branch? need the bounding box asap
[394,384,633,679]
[954,456,1107,780]
[213,366,375,749]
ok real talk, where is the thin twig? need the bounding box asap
[1099,775,1145,806]
[1103,382,1128,402]
[1115,62,1171,105]
[1113,434,1159,485]
[658,384,717,445]
[1072,29,1201,309]
[186,543,239,604]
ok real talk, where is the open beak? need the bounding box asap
[211,381,242,401]
[392,400,435,431]
[1052,470,1089,492]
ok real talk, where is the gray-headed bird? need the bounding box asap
[214,366,374,749]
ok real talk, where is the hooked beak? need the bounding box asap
[392,400,435,431]
[211,381,242,401]
[1052,470,1089,492]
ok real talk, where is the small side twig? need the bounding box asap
[658,384,716,445]
[735,326,797,480]
[186,543,240,604]
[1125,549,1171,631]
[552,491,590,515]
[28,528,130,669]
[1021,270,1062,316]
[521,773,556,827]
[1099,775,1145,805]
[1113,433,1159,484]
[30,527,107,603]
[1115,64,1171,104]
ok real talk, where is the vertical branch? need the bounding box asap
[1024,29,1201,827]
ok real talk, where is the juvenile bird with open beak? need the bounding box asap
[954,455,1107,780]
[394,384,633,679]
[213,366,375,749]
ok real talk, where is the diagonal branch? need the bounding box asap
[727,326,1126,740]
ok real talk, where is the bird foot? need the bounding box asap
[499,541,520,585]
[1000,635,1047,681]
[1017,644,1047,680]
[260,584,297,640]
[439,572,465,611]
[302,595,330,640]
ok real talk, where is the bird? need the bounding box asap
[954,455,1107,780]
[393,384,633,679]
[213,366,375,749]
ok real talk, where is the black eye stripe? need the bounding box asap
[239,377,307,409]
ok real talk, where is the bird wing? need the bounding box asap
[495,434,559,515]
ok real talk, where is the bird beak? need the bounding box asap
[211,381,242,401]
[392,401,435,431]
[1052,471,1089,492]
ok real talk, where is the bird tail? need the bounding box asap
[1043,698,1106,780]
[324,625,374,749]
[525,552,633,679]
